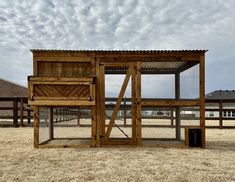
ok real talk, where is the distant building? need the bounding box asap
[0,78,27,116]
[206,90,235,118]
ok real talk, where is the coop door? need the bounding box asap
[101,64,138,144]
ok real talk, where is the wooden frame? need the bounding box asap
[29,49,207,148]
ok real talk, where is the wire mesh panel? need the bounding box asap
[180,107,200,127]
[53,108,91,139]
[39,107,50,144]
[142,75,175,98]
[180,65,199,99]
[105,74,132,139]
[38,106,92,146]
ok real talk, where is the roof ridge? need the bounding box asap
[30,49,208,53]
[0,78,27,89]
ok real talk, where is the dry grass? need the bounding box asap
[0,125,235,181]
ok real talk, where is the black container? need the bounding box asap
[188,128,202,147]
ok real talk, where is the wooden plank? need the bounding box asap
[175,73,181,141]
[99,64,105,144]
[219,101,223,129]
[100,62,132,67]
[33,97,91,100]
[95,58,101,147]
[35,56,92,62]
[170,108,174,127]
[91,105,96,147]
[29,76,93,82]
[136,62,142,145]
[13,98,18,127]
[131,65,137,144]
[142,100,200,107]
[34,106,39,148]
[200,55,206,148]
[105,66,134,140]
[124,96,127,127]
[28,100,95,106]
[33,54,38,75]
[0,107,13,110]
[27,109,31,124]
[20,98,24,127]
[32,81,91,85]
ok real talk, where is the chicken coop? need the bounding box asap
[28,49,207,148]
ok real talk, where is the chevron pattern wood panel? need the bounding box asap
[34,85,90,98]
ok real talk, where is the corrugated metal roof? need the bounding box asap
[31,49,207,54]
[104,61,197,74]
[31,49,205,74]
[206,90,235,100]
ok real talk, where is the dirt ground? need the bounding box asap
[0,123,235,182]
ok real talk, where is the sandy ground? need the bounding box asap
[0,124,235,182]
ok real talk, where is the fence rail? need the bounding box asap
[0,97,33,127]
[1,97,235,128]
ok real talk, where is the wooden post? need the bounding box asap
[99,64,105,144]
[136,62,142,145]
[219,100,223,129]
[200,55,206,148]
[91,105,97,147]
[49,107,54,140]
[34,106,39,148]
[13,98,18,127]
[124,97,127,127]
[55,109,58,123]
[20,98,24,127]
[95,59,101,146]
[131,65,137,144]
[59,109,62,122]
[175,73,181,140]
[170,108,174,127]
[27,109,31,124]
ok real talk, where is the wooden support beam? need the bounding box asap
[219,101,223,129]
[28,100,95,106]
[141,100,200,107]
[124,97,127,127]
[34,106,39,148]
[20,98,24,127]
[91,105,96,147]
[13,98,18,127]
[29,76,93,82]
[200,55,206,148]
[105,66,133,140]
[175,73,181,141]
[95,59,101,147]
[136,62,142,145]
[99,64,105,144]
[49,107,54,139]
[131,66,137,145]
[170,108,174,127]
[27,109,31,124]
[90,57,97,147]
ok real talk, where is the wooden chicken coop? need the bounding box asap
[28,49,207,148]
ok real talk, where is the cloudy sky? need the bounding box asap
[0,0,235,96]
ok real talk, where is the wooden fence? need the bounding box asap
[1,97,234,129]
[0,97,32,127]
[105,98,235,129]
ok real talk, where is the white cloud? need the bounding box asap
[0,0,235,93]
